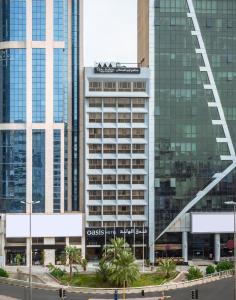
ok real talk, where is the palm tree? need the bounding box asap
[65,246,81,279]
[104,237,130,261]
[158,258,176,278]
[109,250,140,287]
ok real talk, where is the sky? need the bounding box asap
[84,0,137,66]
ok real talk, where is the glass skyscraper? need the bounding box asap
[138,0,236,261]
[0,1,81,214]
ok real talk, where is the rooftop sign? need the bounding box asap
[94,62,140,74]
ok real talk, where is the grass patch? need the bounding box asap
[53,272,178,288]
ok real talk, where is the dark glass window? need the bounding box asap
[0,131,26,213]
[32,49,45,122]
[0,49,26,123]
[53,130,61,213]
[32,130,45,213]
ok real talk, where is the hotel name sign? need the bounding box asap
[94,62,140,74]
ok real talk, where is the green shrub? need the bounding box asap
[0,268,9,278]
[206,265,215,275]
[186,266,203,281]
[51,267,67,279]
[216,260,233,272]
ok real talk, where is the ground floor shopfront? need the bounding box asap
[85,227,149,260]
[0,213,83,267]
[157,212,236,263]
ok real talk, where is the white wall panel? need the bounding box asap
[191,213,234,233]
[6,214,82,237]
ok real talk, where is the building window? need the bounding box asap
[89,98,102,107]
[118,221,131,227]
[103,98,116,107]
[103,206,116,215]
[54,0,64,41]
[104,221,116,227]
[103,159,116,169]
[104,128,116,138]
[89,159,102,169]
[0,49,26,123]
[132,175,144,184]
[89,128,102,139]
[103,175,116,184]
[89,81,102,91]
[132,206,145,215]
[118,144,131,153]
[132,159,145,169]
[103,190,116,200]
[132,190,144,200]
[118,113,131,123]
[32,0,46,40]
[103,113,116,123]
[89,113,102,123]
[133,144,145,153]
[118,128,131,138]
[118,159,131,169]
[89,206,101,215]
[88,175,102,185]
[132,113,145,123]
[0,131,26,213]
[32,49,45,122]
[118,175,130,184]
[32,130,45,212]
[103,144,116,153]
[118,206,130,215]
[133,81,146,92]
[54,49,64,122]
[53,130,61,213]
[88,221,101,227]
[103,81,116,91]
[89,144,102,154]
[132,128,145,138]
[89,191,101,200]
[0,0,26,41]
[118,190,131,200]
[118,82,131,92]
[118,98,131,107]
[132,98,145,108]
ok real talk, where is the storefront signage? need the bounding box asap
[85,227,148,238]
[94,63,140,74]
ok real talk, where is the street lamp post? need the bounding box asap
[225,201,236,300]
[21,200,40,300]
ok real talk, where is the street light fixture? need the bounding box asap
[21,200,40,300]
[224,200,236,300]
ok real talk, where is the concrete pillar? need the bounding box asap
[182,231,188,263]
[214,233,220,262]
[44,238,55,265]
[26,238,31,267]
[0,215,5,267]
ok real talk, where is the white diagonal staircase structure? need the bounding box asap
[156,0,236,241]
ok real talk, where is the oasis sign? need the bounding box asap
[85,227,148,238]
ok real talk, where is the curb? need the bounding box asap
[0,270,233,295]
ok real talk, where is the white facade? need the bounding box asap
[84,67,150,250]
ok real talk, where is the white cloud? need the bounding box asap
[84,0,137,66]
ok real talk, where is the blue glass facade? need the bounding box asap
[0,0,26,41]
[53,130,61,212]
[32,130,45,213]
[0,131,26,213]
[0,0,80,215]
[54,0,64,41]
[32,0,46,41]
[32,48,45,122]
[54,48,64,123]
[0,49,26,123]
